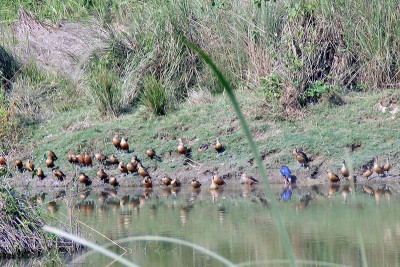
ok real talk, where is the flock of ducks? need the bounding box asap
[291,148,392,184]
[0,138,394,191]
[0,135,260,191]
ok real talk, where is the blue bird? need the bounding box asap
[281,186,292,201]
[280,165,292,185]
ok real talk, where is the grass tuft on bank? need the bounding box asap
[0,186,74,257]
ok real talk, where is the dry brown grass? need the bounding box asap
[186,88,213,106]
[0,187,73,257]
[15,7,106,76]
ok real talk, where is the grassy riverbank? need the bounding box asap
[1,0,400,185]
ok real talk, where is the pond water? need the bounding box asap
[15,182,400,266]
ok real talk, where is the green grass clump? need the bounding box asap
[0,187,73,257]
[141,75,170,116]
[88,66,121,117]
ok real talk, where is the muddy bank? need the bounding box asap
[1,158,398,189]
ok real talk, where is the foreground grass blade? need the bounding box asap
[71,236,351,267]
[238,259,350,267]
[58,232,237,267]
[180,38,296,267]
[43,226,139,267]
[358,230,368,267]
[116,236,236,267]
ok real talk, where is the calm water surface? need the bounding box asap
[19,182,400,266]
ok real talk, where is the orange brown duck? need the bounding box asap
[78,173,90,184]
[53,169,65,181]
[373,156,384,176]
[36,167,45,179]
[341,160,349,179]
[14,159,23,171]
[130,155,140,167]
[162,175,172,187]
[76,154,85,165]
[118,162,128,174]
[46,150,57,161]
[241,173,259,185]
[95,153,107,163]
[109,155,119,165]
[26,159,35,172]
[362,167,373,178]
[97,169,108,181]
[120,138,129,152]
[113,135,121,149]
[138,163,149,177]
[84,153,92,166]
[212,171,226,185]
[127,162,137,173]
[109,177,119,187]
[177,138,187,155]
[0,156,6,166]
[383,157,391,174]
[68,153,77,164]
[210,178,219,190]
[46,158,55,168]
[171,178,181,188]
[146,148,156,159]
[215,137,223,152]
[143,176,153,188]
[327,170,340,183]
[293,148,310,167]
[191,179,202,188]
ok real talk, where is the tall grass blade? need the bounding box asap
[238,259,350,267]
[43,226,139,267]
[180,37,296,267]
[57,232,237,267]
[345,149,368,267]
[358,230,368,267]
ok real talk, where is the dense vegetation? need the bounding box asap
[1,0,399,174]
[0,187,73,257]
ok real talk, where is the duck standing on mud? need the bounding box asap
[120,138,129,152]
[14,159,23,172]
[373,156,384,176]
[162,175,172,186]
[241,173,259,185]
[214,137,223,153]
[326,170,340,183]
[341,160,349,179]
[280,165,292,185]
[177,138,187,155]
[113,135,121,149]
[25,159,35,172]
[146,148,156,159]
[363,167,373,179]
[293,148,310,168]
[383,157,391,174]
[191,179,202,188]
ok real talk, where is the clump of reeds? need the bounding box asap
[0,187,73,257]
[141,75,170,116]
